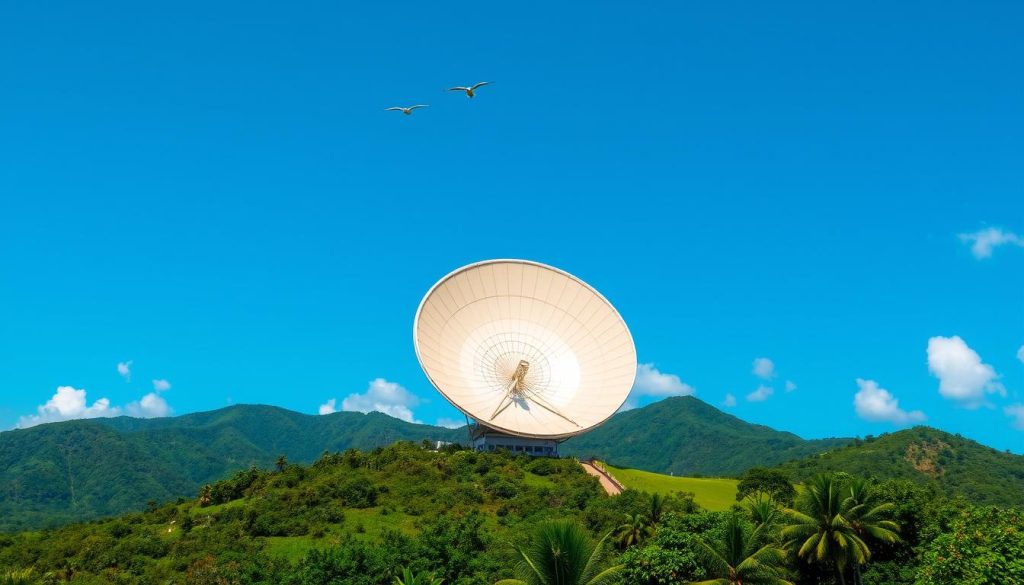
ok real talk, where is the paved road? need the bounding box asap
[579,461,623,495]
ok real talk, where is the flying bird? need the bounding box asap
[447,81,491,98]
[385,105,429,115]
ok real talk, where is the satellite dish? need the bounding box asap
[414,259,636,445]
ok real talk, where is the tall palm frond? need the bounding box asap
[496,520,623,585]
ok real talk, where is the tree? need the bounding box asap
[617,513,655,549]
[276,455,288,472]
[745,493,781,532]
[495,520,622,585]
[198,484,212,506]
[649,493,666,526]
[843,478,900,585]
[915,505,1024,585]
[782,474,898,585]
[689,513,791,585]
[736,468,796,506]
[394,567,444,585]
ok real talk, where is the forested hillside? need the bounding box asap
[562,396,851,475]
[1,442,1019,585]
[773,426,1024,506]
[0,406,461,531]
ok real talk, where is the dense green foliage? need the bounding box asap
[735,468,797,506]
[0,443,1021,585]
[3,399,1022,538]
[773,426,1024,506]
[914,506,1024,584]
[782,475,900,584]
[495,520,621,585]
[0,442,626,584]
[0,406,462,531]
[562,397,851,476]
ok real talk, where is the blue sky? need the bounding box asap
[1,2,1022,452]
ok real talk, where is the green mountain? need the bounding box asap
[562,396,851,475]
[0,443,624,584]
[772,425,1024,506]
[0,405,462,532]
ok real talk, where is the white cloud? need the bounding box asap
[619,363,695,412]
[339,378,422,423]
[927,336,1004,408]
[126,393,171,418]
[752,358,776,380]
[746,385,774,402]
[853,378,926,425]
[152,379,171,392]
[632,363,696,396]
[117,361,133,382]
[785,380,797,392]
[436,417,464,429]
[318,398,337,415]
[958,227,1024,259]
[17,386,121,428]
[1017,345,1024,364]
[1005,404,1024,430]
[722,393,737,407]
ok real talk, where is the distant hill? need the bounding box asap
[0,405,462,531]
[772,426,1024,506]
[3,398,1021,531]
[562,396,851,475]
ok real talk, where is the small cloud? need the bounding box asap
[126,392,171,418]
[854,378,926,425]
[632,363,696,396]
[117,361,133,382]
[620,363,695,411]
[17,386,121,428]
[927,336,1004,408]
[752,358,776,380]
[1005,404,1024,430]
[746,385,774,402]
[958,227,1024,259]
[722,393,737,407]
[335,378,422,423]
[1017,345,1024,364]
[785,380,797,392]
[152,379,171,392]
[436,417,464,429]
[318,398,337,415]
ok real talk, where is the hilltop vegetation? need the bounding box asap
[0,442,688,584]
[4,398,1024,532]
[562,396,851,475]
[0,406,461,531]
[773,426,1024,506]
[1,442,1020,585]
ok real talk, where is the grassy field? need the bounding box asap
[601,463,739,511]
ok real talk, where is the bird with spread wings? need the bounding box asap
[447,81,491,98]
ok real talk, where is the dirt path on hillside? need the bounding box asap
[579,461,623,495]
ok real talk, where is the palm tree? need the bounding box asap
[394,567,443,585]
[495,520,622,585]
[689,514,792,585]
[745,493,781,532]
[782,474,898,585]
[615,513,653,549]
[649,492,666,526]
[275,455,288,472]
[843,479,900,585]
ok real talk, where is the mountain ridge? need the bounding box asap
[2,397,1022,531]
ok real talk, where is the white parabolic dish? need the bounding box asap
[414,259,637,440]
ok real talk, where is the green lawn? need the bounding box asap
[602,463,739,511]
